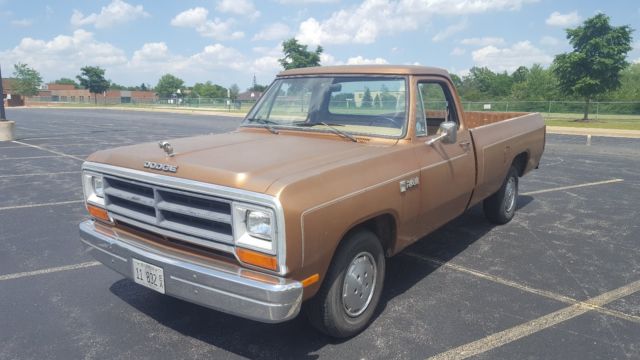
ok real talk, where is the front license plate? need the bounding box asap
[132,258,165,294]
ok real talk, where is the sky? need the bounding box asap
[1,0,639,90]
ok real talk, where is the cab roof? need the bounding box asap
[278,65,451,79]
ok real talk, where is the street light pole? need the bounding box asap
[0,64,7,120]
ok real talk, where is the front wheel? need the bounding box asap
[306,229,385,338]
[483,166,519,224]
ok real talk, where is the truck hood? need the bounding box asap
[86,129,394,195]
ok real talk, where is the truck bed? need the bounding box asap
[466,112,546,207]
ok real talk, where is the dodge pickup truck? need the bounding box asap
[79,65,545,338]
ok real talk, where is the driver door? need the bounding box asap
[414,79,476,235]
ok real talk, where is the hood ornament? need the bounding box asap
[158,141,175,157]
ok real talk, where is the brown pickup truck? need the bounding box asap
[79,65,545,337]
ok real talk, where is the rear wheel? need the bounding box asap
[306,229,385,338]
[483,166,519,224]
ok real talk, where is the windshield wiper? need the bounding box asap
[293,122,345,127]
[245,118,279,134]
[318,122,357,142]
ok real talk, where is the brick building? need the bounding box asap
[29,84,157,105]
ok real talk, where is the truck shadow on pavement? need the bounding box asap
[109,197,533,359]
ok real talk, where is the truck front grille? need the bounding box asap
[103,175,234,252]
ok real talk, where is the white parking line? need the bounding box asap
[11,140,85,161]
[0,171,81,179]
[0,155,64,160]
[427,279,640,360]
[0,261,100,281]
[405,253,640,324]
[521,178,624,196]
[0,200,84,211]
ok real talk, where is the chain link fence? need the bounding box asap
[24,96,640,122]
[26,96,258,112]
[462,101,640,120]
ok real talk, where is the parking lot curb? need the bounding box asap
[546,126,640,139]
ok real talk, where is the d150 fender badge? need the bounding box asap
[400,177,419,193]
[144,161,178,173]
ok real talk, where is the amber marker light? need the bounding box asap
[87,204,111,223]
[301,274,320,288]
[236,247,278,271]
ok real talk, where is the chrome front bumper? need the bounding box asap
[79,220,302,323]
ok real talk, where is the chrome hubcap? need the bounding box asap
[505,177,517,213]
[342,252,377,317]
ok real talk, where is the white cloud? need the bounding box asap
[170,7,208,27]
[128,42,249,75]
[278,0,338,3]
[320,53,338,66]
[318,53,388,66]
[217,0,260,20]
[450,47,466,56]
[461,37,505,46]
[539,36,560,47]
[545,11,581,27]
[432,19,468,42]
[11,18,32,27]
[346,56,389,65]
[252,23,290,41]
[70,0,149,29]
[130,42,172,66]
[171,8,244,40]
[472,41,553,72]
[296,0,538,45]
[0,29,127,78]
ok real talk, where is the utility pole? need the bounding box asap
[0,64,6,120]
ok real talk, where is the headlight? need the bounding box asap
[232,203,276,254]
[246,210,272,239]
[82,171,105,207]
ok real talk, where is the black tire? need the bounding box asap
[306,229,385,338]
[483,166,519,224]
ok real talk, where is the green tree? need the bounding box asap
[552,13,633,120]
[229,84,240,100]
[511,64,559,101]
[511,66,529,83]
[249,84,268,92]
[373,93,381,108]
[379,84,397,110]
[53,78,80,88]
[361,87,372,108]
[278,38,323,70]
[460,67,513,100]
[77,66,110,104]
[109,82,127,90]
[13,63,42,96]
[191,81,227,98]
[450,73,463,89]
[155,74,184,98]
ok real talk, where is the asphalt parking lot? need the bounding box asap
[1,108,639,359]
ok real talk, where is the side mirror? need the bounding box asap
[426,121,457,145]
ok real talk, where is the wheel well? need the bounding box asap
[512,152,529,177]
[343,214,396,257]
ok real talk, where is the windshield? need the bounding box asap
[243,76,408,138]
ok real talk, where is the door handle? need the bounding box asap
[459,141,471,148]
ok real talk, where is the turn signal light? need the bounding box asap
[87,204,111,223]
[236,248,278,271]
[301,273,320,288]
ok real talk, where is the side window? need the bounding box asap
[417,82,458,136]
[415,86,427,136]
